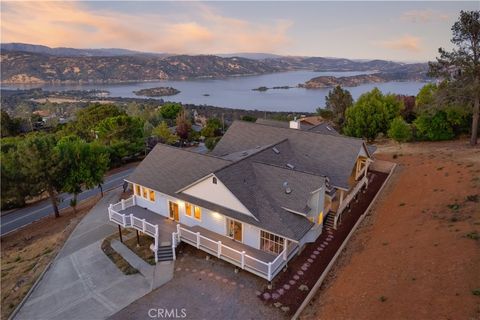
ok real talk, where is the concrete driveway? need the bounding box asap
[14,189,153,320]
[109,245,286,320]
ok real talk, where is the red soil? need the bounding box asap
[301,140,480,320]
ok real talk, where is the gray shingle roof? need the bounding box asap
[127,144,230,196]
[255,118,340,136]
[212,121,368,189]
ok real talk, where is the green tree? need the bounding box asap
[96,115,144,164]
[56,136,109,212]
[1,111,22,137]
[241,115,257,122]
[388,117,412,143]
[205,137,221,151]
[325,85,353,125]
[159,103,182,120]
[17,133,64,217]
[0,138,32,209]
[315,108,334,120]
[429,10,480,145]
[343,88,403,141]
[201,117,222,138]
[64,103,125,140]
[415,83,438,112]
[414,111,456,141]
[143,121,154,137]
[152,121,178,145]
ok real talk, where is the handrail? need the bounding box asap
[108,201,288,281]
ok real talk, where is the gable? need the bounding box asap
[180,174,255,218]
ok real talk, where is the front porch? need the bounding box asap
[108,197,298,281]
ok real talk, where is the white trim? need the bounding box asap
[175,173,215,193]
[281,207,307,217]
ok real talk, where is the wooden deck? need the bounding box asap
[118,205,294,264]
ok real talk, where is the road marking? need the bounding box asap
[1,173,129,228]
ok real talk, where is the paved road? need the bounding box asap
[0,167,136,236]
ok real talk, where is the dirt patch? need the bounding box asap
[0,196,101,320]
[259,171,388,316]
[101,233,139,275]
[123,234,156,265]
[301,140,480,320]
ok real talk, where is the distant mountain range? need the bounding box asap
[0,43,430,84]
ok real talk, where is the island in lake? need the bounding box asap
[252,85,293,92]
[133,87,180,97]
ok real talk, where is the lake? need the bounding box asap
[2,71,426,112]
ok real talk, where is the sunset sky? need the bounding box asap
[1,1,478,61]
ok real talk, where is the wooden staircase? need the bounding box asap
[324,211,336,230]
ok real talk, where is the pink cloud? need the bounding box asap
[1,1,292,54]
[379,35,422,53]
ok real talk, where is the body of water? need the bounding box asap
[2,70,426,112]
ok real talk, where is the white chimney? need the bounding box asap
[289,117,300,129]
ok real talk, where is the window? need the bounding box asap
[185,202,201,220]
[194,206,201,220]
[212,177,217,184]
[149,190,155,202]
[135,185,141,196]
[185,203,192,216]
[142,187,147,199]
[135,185,155,202]
[260,231,284,255]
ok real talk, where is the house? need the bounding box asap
[255,117,340,136]
[108,120,373,281]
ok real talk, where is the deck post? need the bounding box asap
[122,214,126,226]
[118,225,123,243]
[283,238,288,260]
[132,195,136,206]
[241,251,245,269]
[171,233,176,261]
[121,199,125,210]
[267,262,272,281]
[196,232,200,248]
[176,224,181,242]
[217,241,222,258]
[142,219,146,233]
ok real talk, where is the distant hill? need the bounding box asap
[216,53,285,60]
[0,43,429,84]
[0,43,164,57]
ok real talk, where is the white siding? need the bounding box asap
[243,224,261,249]
[181,175,254,217]
[133,184,288,253]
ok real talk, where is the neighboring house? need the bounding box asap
[255,117,340,136]
[108,120,373,281]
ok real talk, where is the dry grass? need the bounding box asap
[0,196,100,320]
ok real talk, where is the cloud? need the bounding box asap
[379,35,422,52]
[1,2,292,54]
[401,10,449,23]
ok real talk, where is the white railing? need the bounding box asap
[335,175,369,227]
[174,225,287,281]
[108,196,160,262]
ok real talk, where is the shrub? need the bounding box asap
[413,111,455,141]
[388,117,412,142]
[205,137,221,151]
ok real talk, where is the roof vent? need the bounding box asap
[255,145,261,149]
[326,126,332,131]
[286,163,295,170]
[272,147,280,154]
[241,151,248,156]
[283,181,292,194]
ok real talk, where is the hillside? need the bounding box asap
[0,51,283,83]
[0,44,429,84]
